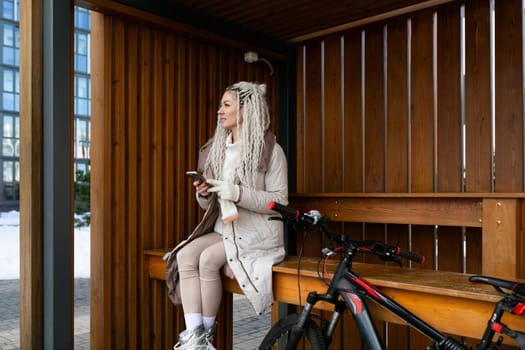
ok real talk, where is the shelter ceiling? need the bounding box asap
[164,0,439,42]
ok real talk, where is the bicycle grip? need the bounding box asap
[268,201,300,219]
[395,246,425,264]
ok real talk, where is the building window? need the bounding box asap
[2,68,18,111]
[2,22,19,66]
[74,75,90,116]
[75,118,90,160]
[74,7,90,31]
[1,0,19,22]
[74,31,89,73]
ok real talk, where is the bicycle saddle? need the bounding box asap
[470,275,525,296]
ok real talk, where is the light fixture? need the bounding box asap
[244,51,274,75]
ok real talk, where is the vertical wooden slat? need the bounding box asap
[303,40,323,192]
[111,17,127,350]
[386,17,409,193]
[139,27,155,349]
[495,0,524,193]
[437,3,462,193]
[384,22,411,349]
[364,24,385,193]
[343,29,363,192]
[125,22,140,350]
[173,35,188,343]
[465,0,491,275]
[436,3,463,273]
[408,10,437,348]
[90,12,112,350]
[362,22,389,345]
[296,45,305,191]
[465,0,492,193]
[410,9,434,193]
[323,32,346,350]
[323,34,343,192]
[20,0,44,348]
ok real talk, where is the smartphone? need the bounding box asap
[185,170,207,183]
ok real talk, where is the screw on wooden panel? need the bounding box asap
[334,213,338,217]
[478,218,483,223]
[496,220,502,225]
[496,202,502,207]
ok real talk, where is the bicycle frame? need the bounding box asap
[294,249,450,350]
[291,248,523,350]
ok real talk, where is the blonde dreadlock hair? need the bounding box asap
[205,81,270,188]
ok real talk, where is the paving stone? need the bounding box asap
[0,279,271,350]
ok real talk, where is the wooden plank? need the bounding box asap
[364,23,385,193]
[90,13,113,350]
[303,39,323,192]
[289,195,483,227]
[410,9,434,192]
[111,18,128,350]
[482,199,519,279]
[386,16,409,193]
[323,34,343,192]
[19,0,44,347]
[495,0,524,193]
[437,2,462,193]
[296,44,305,191]
[465,0,492,192]
[342,28,363,192]
[125,22,140,350]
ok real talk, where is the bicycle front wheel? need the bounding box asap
[258,313,327,350]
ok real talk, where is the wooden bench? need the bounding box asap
[144,249,525,344]
[145,193,525,346]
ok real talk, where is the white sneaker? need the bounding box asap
[204,325,217,350]
[173,325,207,350]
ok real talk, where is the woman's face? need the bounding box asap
[217,91,241,131]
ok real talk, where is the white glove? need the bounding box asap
[206,179,240,202]
[218,199,239,223]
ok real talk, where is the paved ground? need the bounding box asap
[0,279,270,350]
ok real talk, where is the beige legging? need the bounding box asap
[176,233,226,317]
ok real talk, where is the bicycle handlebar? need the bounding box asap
[269,201,425,265]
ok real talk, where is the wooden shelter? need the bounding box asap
[20,0,525,348]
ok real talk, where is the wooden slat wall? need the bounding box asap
[295,0,523,348]
[90,11,280,350]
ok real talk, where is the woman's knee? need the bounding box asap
[176,246,198,270]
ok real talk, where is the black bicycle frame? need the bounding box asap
[321,251,448,349]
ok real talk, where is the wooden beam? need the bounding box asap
[290,194,483,227]
[19,0,43,347]
[482,199,521,278]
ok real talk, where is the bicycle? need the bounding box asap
[259,201,525,350]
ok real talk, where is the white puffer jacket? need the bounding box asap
[165,131,288,315]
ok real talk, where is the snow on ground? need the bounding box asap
[0,211,90,279]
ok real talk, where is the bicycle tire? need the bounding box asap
[258,313,327,350]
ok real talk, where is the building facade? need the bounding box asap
[0,1,91,210]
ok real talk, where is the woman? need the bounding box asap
[166,81,288,349]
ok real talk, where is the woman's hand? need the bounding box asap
[206,179,240,202]
[194,180,212,198]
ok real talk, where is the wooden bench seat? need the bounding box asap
[144,248,525,343]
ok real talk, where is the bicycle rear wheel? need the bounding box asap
[258,313,327,350]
